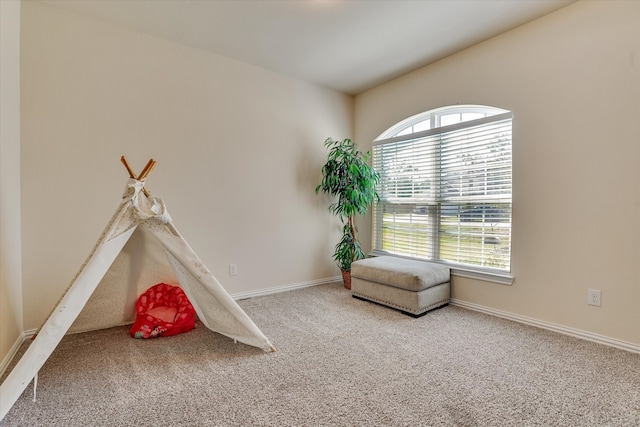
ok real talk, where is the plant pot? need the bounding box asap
[341,269,352,290]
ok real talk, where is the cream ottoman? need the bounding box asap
[351,256,450,317]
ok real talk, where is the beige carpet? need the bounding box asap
[2,282,639,426]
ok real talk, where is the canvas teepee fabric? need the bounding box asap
[0,163,275,421]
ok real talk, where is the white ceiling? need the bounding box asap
[41,0,575,95]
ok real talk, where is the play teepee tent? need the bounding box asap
[0,158,275,421]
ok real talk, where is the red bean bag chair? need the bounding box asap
[130,283,196,339]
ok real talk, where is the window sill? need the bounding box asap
[448,265,514,285]
[368,251,514,285]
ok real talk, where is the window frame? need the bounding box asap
[372,106,514,285]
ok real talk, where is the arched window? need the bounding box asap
[372,105,512,275]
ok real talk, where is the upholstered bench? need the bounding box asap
[351,256,450,317]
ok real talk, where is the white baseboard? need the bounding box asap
[450,298,640,355]
[232,276,341,300]
[0,329,33,378]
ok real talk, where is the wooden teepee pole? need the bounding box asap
[120,156,137,180]
[120,156,155,197]
[138,159,156,181]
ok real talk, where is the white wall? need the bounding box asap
[0,0,23,367]
[20,1,352,330]
[355,0,640,346]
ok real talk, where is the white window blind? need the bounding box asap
[372,110,512,271]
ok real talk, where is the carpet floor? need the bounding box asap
[1,282,639,426]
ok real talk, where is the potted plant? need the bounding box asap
[316,137,379,289]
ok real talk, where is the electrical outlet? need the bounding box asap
[587,289,601,306]
[229,263,238,276]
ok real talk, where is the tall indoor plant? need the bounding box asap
[316,137,379,289]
